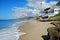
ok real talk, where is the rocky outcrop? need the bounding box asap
[47,21,60,40]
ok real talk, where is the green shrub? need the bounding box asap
[53,13,60,17]
[48,13,60,20]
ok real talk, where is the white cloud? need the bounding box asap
[12,0,57,19]
[12,7,40,19]
[27,0,57,10]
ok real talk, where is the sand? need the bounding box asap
[18,20,55,40]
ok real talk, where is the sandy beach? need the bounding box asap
[18,20,55,40]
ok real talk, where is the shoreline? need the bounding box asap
[18,20,55,40]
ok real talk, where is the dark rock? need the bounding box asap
[47,21,60,40]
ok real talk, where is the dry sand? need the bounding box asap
[18,20,55,40]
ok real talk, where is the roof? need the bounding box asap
[56,1,60,6]
[44,7,50,11]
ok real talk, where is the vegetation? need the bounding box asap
[49,12,60,19]
[48,12,60,21]
[53,13,60,17]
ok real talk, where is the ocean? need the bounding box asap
[0,19,28,40]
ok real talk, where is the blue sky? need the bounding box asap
[0,0,58,19]
[0,0,27,19]
[46,0,58,2]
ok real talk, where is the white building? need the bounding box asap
[54,6,60,15]
[54,1,60,15]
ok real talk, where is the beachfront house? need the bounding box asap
[38,1,60,18]
[48,1,60,17]
[54,1,60,15]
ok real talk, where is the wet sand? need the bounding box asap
[18,20,55,40]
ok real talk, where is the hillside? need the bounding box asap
[48,13,60,21]
[53,13,60,17]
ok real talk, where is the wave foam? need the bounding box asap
[0,21,27,40]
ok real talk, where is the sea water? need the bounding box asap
[0,20,28,40]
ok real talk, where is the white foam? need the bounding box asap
[0,21,27,40]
